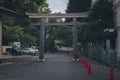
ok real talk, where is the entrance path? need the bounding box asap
[0,53,119,80]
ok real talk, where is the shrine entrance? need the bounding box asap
[26,12,88,61]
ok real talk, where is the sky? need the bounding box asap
[47,0,68,13]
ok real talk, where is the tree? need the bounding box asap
[81,0,116,48]
[0,0,50,13]
[87,0,114,41]
[2,25,37,46]
[66,0,92,13]
[1,0,51,46]
[66,0,91,22]
[89,0,114,29]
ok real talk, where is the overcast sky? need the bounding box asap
[47,0,68,13]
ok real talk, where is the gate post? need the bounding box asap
[73,18,79,59]
[39,19,45,61]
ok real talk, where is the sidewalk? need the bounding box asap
[78,56,120,80]
[1,55,13,60]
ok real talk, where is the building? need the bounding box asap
[113,0,120,58]
[0,7,21,62]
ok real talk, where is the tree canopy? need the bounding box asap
[1,0,51,47]
[66,0,92,13]
[0,0,50,13]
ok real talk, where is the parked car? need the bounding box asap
[11,48,23,55]
[19,48,39,55]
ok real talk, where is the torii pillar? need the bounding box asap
[73,18,79,59]
[38,19,45,61]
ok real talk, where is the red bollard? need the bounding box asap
[109,68,114,80]
[87,63,92,75]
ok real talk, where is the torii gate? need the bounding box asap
[26,12,88,61]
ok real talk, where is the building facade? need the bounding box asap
[113,0,120,57]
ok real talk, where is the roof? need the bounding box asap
[0,7,21,21]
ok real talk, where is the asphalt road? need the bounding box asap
[0,53,119,80]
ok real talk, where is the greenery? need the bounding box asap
[2,25,37,46]
[66,0,92,13]
[0,0,51,47]
[66,0,115,48]
[86,0,115,48]
[0,0,50,13]
[0,0,115,51]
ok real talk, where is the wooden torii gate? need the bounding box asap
[26,12,88,61]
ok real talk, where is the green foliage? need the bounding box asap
[77,0,115,48]
[46,26,72,47]
[66,0,91,22]
[0,0,50,13]
[20,33,37,46]
[66,0,92,13]
[2,25,37,46]
[1,0,50,46]
[89,0,114,29]
[3,25,23,44]
[87,0,114,41]
[45,37,55,52]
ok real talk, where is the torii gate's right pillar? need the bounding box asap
[72,18,79,59]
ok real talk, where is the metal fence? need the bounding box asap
[80,42,120,70]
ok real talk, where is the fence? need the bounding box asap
[80,42,120,70]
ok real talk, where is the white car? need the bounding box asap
[20,48,39,55]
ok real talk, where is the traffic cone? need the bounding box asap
[109,68,114,80]
[88,63,92,75]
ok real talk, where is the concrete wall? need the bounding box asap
[114,0,120,57]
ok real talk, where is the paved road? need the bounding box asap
[0,53,119,80]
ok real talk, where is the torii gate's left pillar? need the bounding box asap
[38,19,45,61]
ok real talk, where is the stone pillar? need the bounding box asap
[73,18,79,59]
[39,19,45,61]
[0,18,2,62]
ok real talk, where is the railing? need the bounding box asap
[80,43,120,70]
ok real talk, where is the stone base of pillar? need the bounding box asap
[74,54,79,59]
[37,58,45,62]
[72,58,79,61]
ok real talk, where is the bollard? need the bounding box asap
[88,63,92,75]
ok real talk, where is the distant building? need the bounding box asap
[9,42,21,49]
